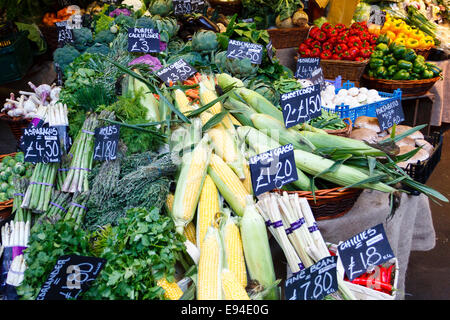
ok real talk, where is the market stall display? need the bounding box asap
[0,0,448,302]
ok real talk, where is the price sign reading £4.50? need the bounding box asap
[285,256,338,300]
[127,28,160,53]
[338,223,395,281]
[226,39,264,65]
[21,124,61,163]
[281,84,322,129]
[249,144,298,196]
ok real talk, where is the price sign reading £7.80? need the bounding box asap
[226,39,264,65]
[285,256,339,300]
[21,124,61,163]
[337,223,395,281]
[127,28,160,53]
[156,58,197,86]
[375,98,405,132]
[249,144,298,196]
[281,84,322,129]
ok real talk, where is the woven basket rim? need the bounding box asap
[294,55,369,66]
[0,199,13,210]
[324,117,353,135]
[274,186,363,199]
[362,74,441,85]
[0,112,31,123]
[0,152,18,161]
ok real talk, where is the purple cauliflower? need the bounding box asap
[109,8,131,17]
[128,54,163,72]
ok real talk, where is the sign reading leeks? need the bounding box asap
[281,84,322,128]
[375,97,405,132]
[249,144,298,196]
[93,124,120,161]
[127,28,160,53]
[226,39,264,65]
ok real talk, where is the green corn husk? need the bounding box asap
[223,97,257,128]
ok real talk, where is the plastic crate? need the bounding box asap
[321,80,403,124]
[325,75,342,90]
[0,31,33,84]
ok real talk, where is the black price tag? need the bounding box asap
[338,223,395,281]
[173,0,192,14]
[226,39,263,65]
[375,98,405,132]
[295,57,320,79]
[36,255,106,300]
[21,123,61,163]
[55,21,74,47]
[54,125,72,153]
[285,256,339,300]
[93,124,120,161]
[127,28,160,53]
[309,67,325,90]
[266,40,274,63]
[281,84,322,129]
[156,58,197,86]
[249,144,298,196]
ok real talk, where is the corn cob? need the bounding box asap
[172,134,212,234]
[221,269,250,300]
[242,160,253,194]
[174,89,194,114]
[165,193,174,214]
[220,210,247,288]
[197,226,223,300]
[207,154,251,217]
[236,87,284,123]
[157,277,184,300]
[184,222,197,246]
[197,174,220,248]
[224,97,257,128]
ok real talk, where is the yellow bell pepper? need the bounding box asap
[397,32,409,40]
[410,29,424,40]
[381,22,391,34]
[418,38,428,49]
[394,38,406,46]
[406,38,420,49]
[368,24,381,36]
[391,20,405,33]
[403,25,414,36]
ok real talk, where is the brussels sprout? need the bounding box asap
[6,187,15,199]
[0,192,7,202]
[0,163,4,171]
[25,167,33,178]
[7,174,15,185]
[0,182,8,193]
[2,156,12,165]
[13,163,25,175]
[7,158,16,167]
[14,152,24,163]
[0,170,10,182]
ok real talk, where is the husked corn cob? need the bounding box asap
[220,210,247,288]
[197,226,223,300]
[157,277,184,300]
[221,269,250,300]
[172,135,212,234]
[184,222,197,246]
[208,154,251,217]
[197,175,220,248]
[199,82,222,115]
[165,193,174,214]
[174,89,194,114]
[242,160,253,194]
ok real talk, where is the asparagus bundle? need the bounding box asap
[56,154,72,190]
[43,189,72,220]
[6,254,26,287]
[21,162,58,213]
[63,191,90,227]
[61,112,99,193]
[12,178,32,222]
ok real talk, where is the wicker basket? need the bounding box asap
[274,187,363,221]
[0,152,17,223]
[361,74,440,97]
[414,48,431,59]
[267,25,310,49]
[320,59,368,86]
[0,112,30,142]
[324,118,352,137]
[208,0,242,16]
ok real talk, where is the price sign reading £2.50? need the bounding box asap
[375,97,405,132]
[249,144,298,196]
[281,84,322,129]
[127,28,160,53]
[226,39,264,65]
[337,223,395,281]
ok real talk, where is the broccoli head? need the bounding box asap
[53,45,81,72]
[85,43,110,56]
[135,16,156,29]
[94,29,115,45]
[113,13,136,30]
[73,27,94,52]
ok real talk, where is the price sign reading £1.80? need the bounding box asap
[93,124,120,162]
[281,84,322,129]
[249,144,298,196]
[127,28,160,53]
[226,39,264,65]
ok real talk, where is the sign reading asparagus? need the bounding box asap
[55,21,74,46]
[295,57,320,79]
[127,28,160,53]
[226,39,264,65]
[93,124,120,161]
[281,84,322,128]
[249,144,298,196]
[21,123,61,163]
[36,255,106,300]
[375,98,405,132]
[338,223,395,281]
[285,256,338,300]
[156,58,197,85]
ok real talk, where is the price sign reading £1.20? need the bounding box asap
[249,144,298,196]
[226,39,264,65]
[127,28,160,53]
[281,84,322,129]
[338,223,395,281]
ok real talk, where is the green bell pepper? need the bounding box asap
[375,66,388,79]
[367,70,375,78]
[375,43,389,55]
[369,57,384,70]
[393,70,410,80]
[376,34,390,45]
[371,50,385,59]
[412,60,425,74]
[387,65,398,77]
[392,44,407,60]
[397,59,413,71]
[425,62,441,77]
[422,69,434,79]
[415,55,426,63]
[410,72,420,80]
[403,48,417,62]
[383,54,397,66]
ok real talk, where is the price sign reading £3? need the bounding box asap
[338,223,395,281]
[226,39,264,65]
[127,28,160,53]
[281,84,322,129]
[249,144,298,196]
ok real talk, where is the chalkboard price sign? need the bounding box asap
[285,256,338,300]
[249,144,298,196]
[55,21,74,46]
[127,28,160,53]
[156,58,197,85]
[281,84,322,129]
[93,124,120,161]
[309,67,325,90]
[226,39,264,65]
[36,255,106,300]
[375,98,405,132]
[338,223,395,281]
[295,57,320,79]
[21,123,61,163]
[173,0,204,14]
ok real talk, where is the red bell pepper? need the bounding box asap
[298,43,309,53]
[334,23,347,32]
[369,34,378,44]
[387,264,395,284]
[331,53,342,60]
[351,278,393,294]
[341,50,353,60]
[320,50,333,59]
[322,41,333,51]
[326,28,338,38]
[337,32,348,43]
[309,26,321,38]
[299,48,312,57]
[321,22,333,32]
[312,30,327,42]
[304,38,315,47]
[310,40,322,49]
[355,56,366,62]
[360,40,371,49]
[310,47,321,57]
[360,48,372,58]
[335,43,348,54]
[359,30,371,41]
[348,47,360,60]
[348,36,362,48]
